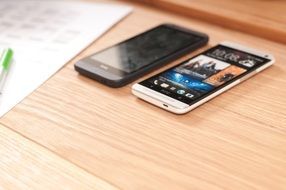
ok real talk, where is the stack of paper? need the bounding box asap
[0,1,132,117]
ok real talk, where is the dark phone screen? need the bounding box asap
[139,44,271,105]
[90,25,202,73]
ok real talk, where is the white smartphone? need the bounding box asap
[132,41,275,114]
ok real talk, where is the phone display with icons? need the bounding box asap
[132,41,275,114]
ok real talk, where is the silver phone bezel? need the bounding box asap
[132,41,275,114]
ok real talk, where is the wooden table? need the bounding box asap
[0,1,285,189]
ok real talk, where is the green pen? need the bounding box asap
[0,48,13,94]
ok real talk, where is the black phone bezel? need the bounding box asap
[74,23,209,88]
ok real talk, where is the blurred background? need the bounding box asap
[125,0,286,44]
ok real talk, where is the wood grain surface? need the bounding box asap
[0,0,286,189]
[135,0,286,44]
[0,124,118,190]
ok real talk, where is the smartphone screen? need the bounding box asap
[139,44,271,105]
[89,25,204,74]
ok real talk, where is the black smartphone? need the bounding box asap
[74,24,209,87]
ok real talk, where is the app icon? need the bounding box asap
[185,93,194,98]
[177,89,185,95]
[170,87,176,91]
[160,83,169,88]
[239,59,255,67]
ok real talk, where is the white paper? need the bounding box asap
[0,1,132,117]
